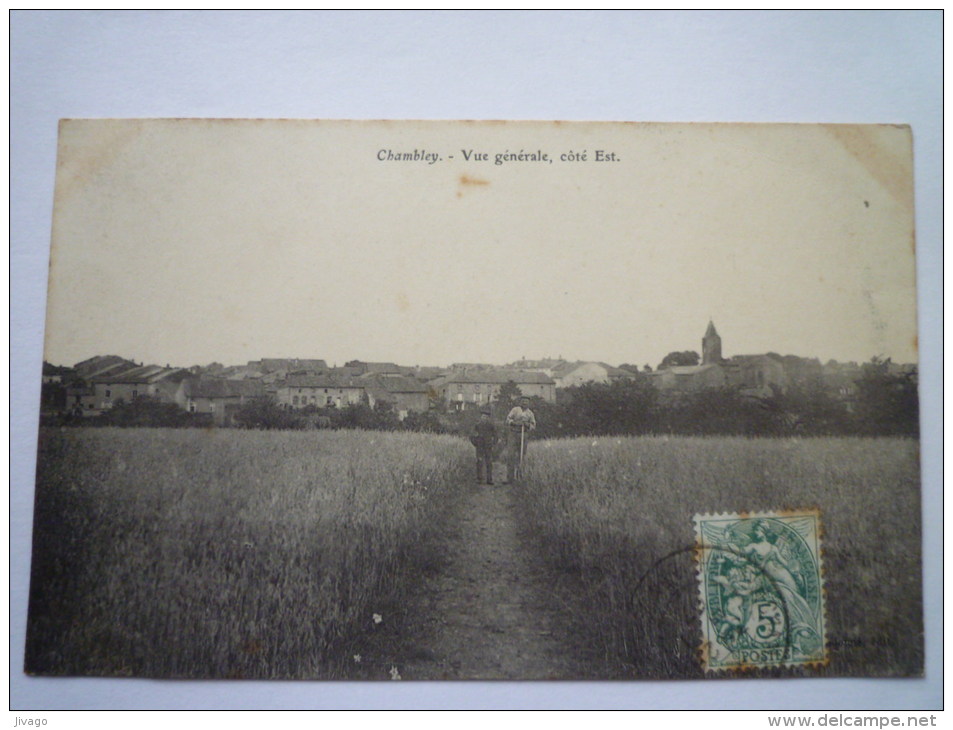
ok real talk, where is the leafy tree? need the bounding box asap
[93,395,211,428]
[582,379,657,435]
[335,403,376,430]
[773,376,852,435]
[535,379,657,437]
[234,397,300,430]
[853,357,919,436]
[494,380,524,413]
[371,400,400,430]
[401,409,445,433]
[657,388,775,436]
[658,350,700,369]
[427,389,448,414]
[335,400,400,431]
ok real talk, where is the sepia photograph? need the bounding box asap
[25,119,923,681]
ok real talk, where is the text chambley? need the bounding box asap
[376,148,620,165]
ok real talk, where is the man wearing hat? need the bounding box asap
[504,396,536,483]
[469,405,499,485]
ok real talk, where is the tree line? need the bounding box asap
[528,358,917,439]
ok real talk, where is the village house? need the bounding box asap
[66,356,141,412]
[507,358,567,377]
[275,374,366,410]
[41,362,72,385]
[450,363,496,372]
[65,361,186,416]
[179,377,265,426]
[551,361,635,389]
[649,363,727,392]
[73,354,139,381]
[91,365,188,410]
[360,375,430,419]
[40,362,75,413]
[248,358,328,374]
[821,361,863,412]
[722,355,788,397]
[429,369,557,409]
[65,383,98,414]
[410,366,447,383]
[344,361,407,377]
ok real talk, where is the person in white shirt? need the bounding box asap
[504,396,536,483]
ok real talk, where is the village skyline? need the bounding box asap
[44,340,916,374]
[43,324,918,432]
[41,121,920,377]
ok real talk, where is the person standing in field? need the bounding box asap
[470,406,499,485]
[505,396,536,483]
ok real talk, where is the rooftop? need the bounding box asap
[187,378,266,399]
[432,369,555,386]
[92,365,185,384]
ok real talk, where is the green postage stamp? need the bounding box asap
[694,510,827,672]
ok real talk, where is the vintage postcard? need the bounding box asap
[27,120,922,680]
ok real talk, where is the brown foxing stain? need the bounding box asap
[460,174,489,187]
[396,292,410,312]
[55,119,146,206]
[223,304,242,324]
[821,124,914,215]
[770,506,822,519]
[911,334,918,355]
[242,639,263,655]
[699,639,711,668]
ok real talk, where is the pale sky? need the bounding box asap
[44,120,918,369]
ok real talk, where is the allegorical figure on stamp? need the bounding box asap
[504,396,536,483]
[711,560,761,646]
[738,520,820,652]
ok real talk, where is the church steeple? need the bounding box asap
[702,320,722,364]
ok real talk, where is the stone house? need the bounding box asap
[276,374,366,410]
[723,355,788,398]
[649,363,727,392]
[360,375,430,419]
[551,361,634,389]
[88,365,187,413]
[180,377,266,426]
[429,369,557,409]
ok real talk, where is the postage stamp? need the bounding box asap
[694,511,827,672]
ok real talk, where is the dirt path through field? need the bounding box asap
[363,478,609,680]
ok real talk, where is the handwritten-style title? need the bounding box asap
[376,148,620,166]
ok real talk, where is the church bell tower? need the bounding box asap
[702,320,722,364]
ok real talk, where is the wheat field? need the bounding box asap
[25,428,922,679]
[26,427,471,678]
[514,435,923,678]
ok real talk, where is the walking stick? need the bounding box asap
[517,424,525,480]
